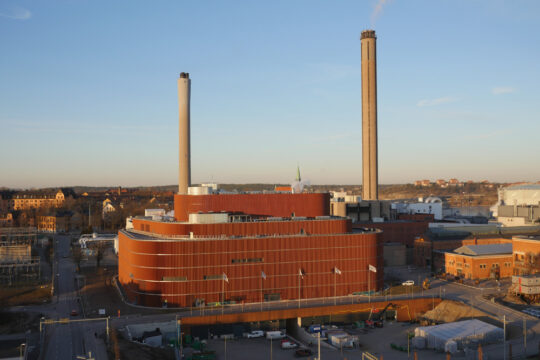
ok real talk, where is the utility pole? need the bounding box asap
[407,332,410,358]
[524,318,527,355]
[317,332,321,360]
[503,315,506,360]
[368,270,370,303]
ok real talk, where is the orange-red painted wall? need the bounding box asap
[118,230,383,307]
[133,218,351,237]
[174,193,330,221]
[178,298,442,326]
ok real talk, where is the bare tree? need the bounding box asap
[73,247,82,272]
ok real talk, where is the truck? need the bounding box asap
[308,325,322,333]
[266,331,286,340]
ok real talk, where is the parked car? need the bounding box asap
[266,331,286,340]
[295,348,313,357]
[281,340,298,349]
[246,330,264,338]
[70,310,78,316]
[402,280,414,286]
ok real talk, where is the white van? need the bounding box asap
[246,330,264,338]
[266,331,286,340]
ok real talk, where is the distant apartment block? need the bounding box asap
[0,213,13,228]
[436,179,447,188]
[414,180,431,187]
[12,189,65,210]
[37,211,72,233]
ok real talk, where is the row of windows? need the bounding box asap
[231,258,264,264]
[451,260,513,270]
[162,276,187,281]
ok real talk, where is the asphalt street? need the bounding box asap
[42,235,108,360]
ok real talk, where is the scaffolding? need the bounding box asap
[0,228,40,285]
[0,256,41,285]
[0,227,37,246]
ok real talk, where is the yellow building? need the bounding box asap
[12,190,65,210]
[37,212,71,233]
[0,213,14,228]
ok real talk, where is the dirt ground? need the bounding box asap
[422,300,487,323]
[0,285,51,307]
[79,266,175,318]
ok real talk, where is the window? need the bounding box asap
[232,258,263,264]
[479,264,487,269]
[465,263,470,268]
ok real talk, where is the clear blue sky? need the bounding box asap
[1,0,539,188]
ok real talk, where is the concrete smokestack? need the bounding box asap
[178,72,191,195]
[360,30,378,200]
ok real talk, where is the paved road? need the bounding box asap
[42,235,107,360]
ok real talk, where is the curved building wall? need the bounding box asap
[133,218,351,237]
[174,193,330,221]
[118,230,383,307]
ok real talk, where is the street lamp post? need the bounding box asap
[333,267,342,306]
[368,270,370,303]
[368,264,377,303]
[298,269,304,309]
[261,270,266,312]
[222,273,228,316]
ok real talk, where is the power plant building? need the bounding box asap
[117,73,383,308]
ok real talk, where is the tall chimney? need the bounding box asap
[361,30,378,200]
[178,72,191,194]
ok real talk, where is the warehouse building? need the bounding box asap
[496,184,540,225]
[444,243,513,280]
